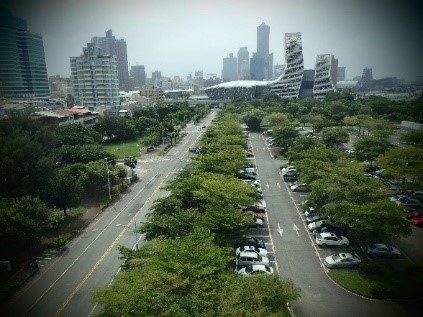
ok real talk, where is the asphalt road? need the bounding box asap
[1,111,217,317]
[249,132,421,317]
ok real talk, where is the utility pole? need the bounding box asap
[104,158,111,200]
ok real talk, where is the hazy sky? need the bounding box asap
[3,0,423,81]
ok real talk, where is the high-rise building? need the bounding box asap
[256,22,273,80]
[361,67,373,89]
[250,54,265,81]
[130,65,146,89]
[237,47,250,80]
[91,30,129,91]
[222,53,237,82]
[337,66,346,82]
[274,64,285,79]
[195,70,203,79]
[299,70,315,98]
[152,71,162,86]
[70,43,120,108]
[271,32,304,99]
[0,8,49,99]
[313,54,337,99]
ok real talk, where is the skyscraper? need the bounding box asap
[0,8,49,99]
[337,67,346,82]
[130,65,146,89]
[271,32,304,99]
[152,71,162,86]
[256,22,273,79]
[70,43,120,108]
[237,47,250,80]
[250,53,265,81]
[313,54,337,99]
[222,53,237,82]
[361,67,373,89]
[91,30,129,91]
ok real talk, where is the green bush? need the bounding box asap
[49,230,78,249]
[369,280,395,296]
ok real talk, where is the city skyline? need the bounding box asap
[3,0,422,81]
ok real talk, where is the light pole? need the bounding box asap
[118,222,144,251]
[104,158,111,200]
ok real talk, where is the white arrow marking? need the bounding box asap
[276,182,280,189]
[293,224,299,237]
[266,182,269,189]
[277,223,283,237]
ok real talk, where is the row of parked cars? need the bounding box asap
[233,237,274,276]
[287,162,403,270]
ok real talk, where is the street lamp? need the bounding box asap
[104,158,111,200]
[117,222,144,251]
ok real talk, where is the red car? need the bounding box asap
[410,215,423,226]
[406,210,423,220]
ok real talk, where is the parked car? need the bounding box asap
[410,215,423,226]
[243,204,266,214]
[406,209,423,220]
[390,195,422,209]
[235,245,268,257]
[281,166,296,174]
[323,252,361,269]
[235,251,270,267]
[283,174,299,182]
[290,183,311,192]
[308,219,331,231]
[235,264,274,276]
[312,224,344,236]
[243,210,265,220]
[315,232,350,248]
[366,243,401,258]
[234,236,265,249]
[305,215,322,224]
[247,217,264,228]
[304,206,315,217]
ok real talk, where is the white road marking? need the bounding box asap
[277,223,283,237]
[276,182,280,189]
[293,223,300,237]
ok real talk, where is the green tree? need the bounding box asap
[242,109,265,130]
[321,127,349,148]
[47,212,67,238]
[354,136,392,167]
[124,156,137,177]
[376,147,423,187]
[48,171,82,215]
[0,196,49,248]
[272,126,298,151]
[261,112,289,128]
[400,130,423,148]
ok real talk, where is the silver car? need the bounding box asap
[324,252,361,268]
[366,243,401,258]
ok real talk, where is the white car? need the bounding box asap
[324,253,361,269]
[235,245,268,257]
[366,243,401,258]
[235,251,270,266]
[281,166,296,174]
[235,264,274,276]
[308,219,330,231]
[316,232,350,248]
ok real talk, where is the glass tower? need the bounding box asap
[0,8,49,99]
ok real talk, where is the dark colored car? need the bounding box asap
[234,236,266,249]
[312,224,344,236]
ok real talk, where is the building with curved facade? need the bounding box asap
[270,32,304,99]
[313,54,337,99]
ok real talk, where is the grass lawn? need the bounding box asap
[329,270,373,297]
[103,139,143,158]
[329,262,423,299]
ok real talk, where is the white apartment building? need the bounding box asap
[70,43,120,109]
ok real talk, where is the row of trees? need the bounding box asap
[93,112,300,316]
[0,102,208,253]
